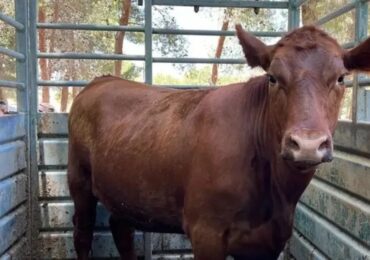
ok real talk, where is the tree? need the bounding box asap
[114,0,132,76]
[211,9,233,85]
[38,1,50,104]
[36,0,188,112]
[0,1,17,104]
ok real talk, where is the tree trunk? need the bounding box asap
[71,31,79,100]
[60,86,69,112]
[114,0,132,76]
[0,89,4,101]
[60,29,73,112]
[211,19,229,85]
[38,4,49,103]
[302,0,319,25]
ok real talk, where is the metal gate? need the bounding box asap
[0,0,369,259]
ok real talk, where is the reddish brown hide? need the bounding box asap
[68,25,370,260]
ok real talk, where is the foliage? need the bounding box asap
[0,2,17,101]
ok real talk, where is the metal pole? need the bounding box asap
[145,0,153,85]
[353,0,368,123]
[144,0,153,259]
[288,0,300,30]
[16,0,39,258]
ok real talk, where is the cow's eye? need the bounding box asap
[337,75,345,85]
[268,74,277,85]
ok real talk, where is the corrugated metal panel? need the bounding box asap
[0,141,26,180]
[0,206,27,256]
[315,151,370,201]
[300,177,370,245]
[0,174,27,218]
[0,114,26,143]
[334,121,370,156]
[289,231,327,260]
[0,237,27,260]
[0,115,28,259]
[294,203,369,259]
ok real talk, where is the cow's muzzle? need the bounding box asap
[281,131,333,170]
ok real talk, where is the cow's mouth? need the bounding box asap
[288,160,321,173]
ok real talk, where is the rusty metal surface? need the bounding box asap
[39,171,69,198]
[38,231,127,259]
[38,113,68,136]
[39,202,110,229]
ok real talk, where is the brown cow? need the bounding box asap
[68,25,370,260]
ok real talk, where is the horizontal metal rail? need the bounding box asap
[153,28,284,37]
[153,57,245,64]
[37,23,145,32]
[342,41,356,49]
[38,52,145,61]
[37,80,88,86]
[344,78,370,88]
[0,47,25,61]
[156,84,215,89]
[0,12,24,31]
[152,0,289,9]
[294,0,308,7]
[37,80,216,89]
[358,78,370,87]
[0,80,25,89]
[316,2,356,26]
[37,23,284,37]
[38,52,245,64]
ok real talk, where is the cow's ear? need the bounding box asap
[344,37,370,72]
[236,24,271,71]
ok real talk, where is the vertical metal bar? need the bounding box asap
[145,0,153,85]
[16,0,39,258]
[288,0,300,30]
[144,0,153,259]
[15,0,27,113]
[353,0,368,122]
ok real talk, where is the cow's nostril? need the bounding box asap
[319,139,330,151]
[288,137,300,150]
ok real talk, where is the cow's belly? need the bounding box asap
[91,164,185,233]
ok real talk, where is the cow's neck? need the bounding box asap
[272,159,315,205]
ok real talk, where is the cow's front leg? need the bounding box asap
[188,220,227,260]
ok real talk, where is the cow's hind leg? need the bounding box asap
[109,215,137,260]
[68,161,97,259]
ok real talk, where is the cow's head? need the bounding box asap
[236,25,370,172]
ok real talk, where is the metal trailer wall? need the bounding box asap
[1,0,370,259]
[0,1,37,259]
